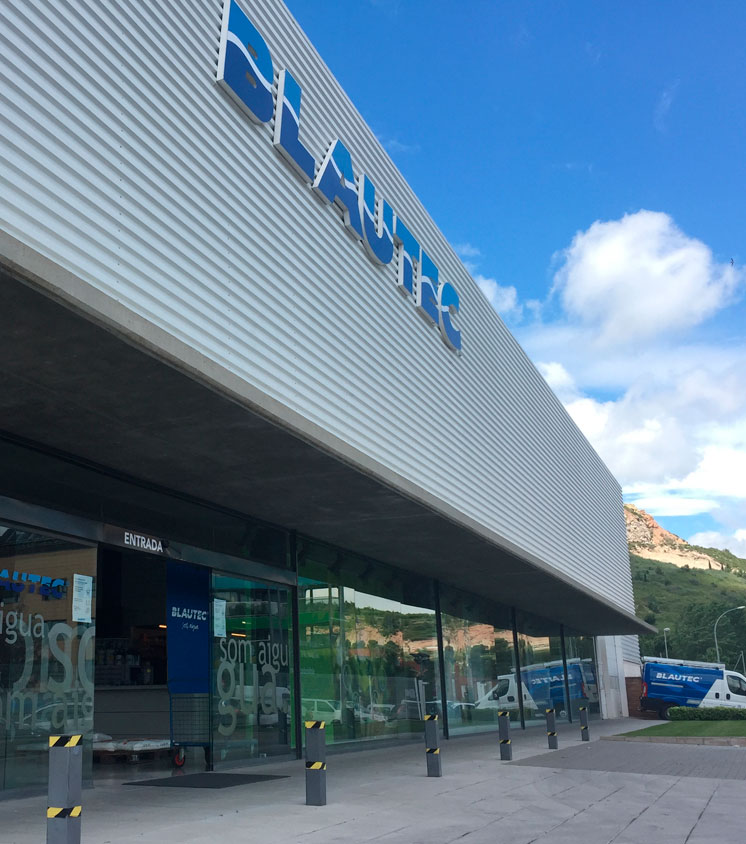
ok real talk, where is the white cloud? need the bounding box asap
[454,242,481,258]
[689,530,746,558]
[629,496,720,518]
[654,80,679,133]
[552,210,742,345]
[516,211,746,538]
[537,362,577,401]
[376,133,420,155]
[476,275,522,321]
[563,161,594,174]
[457,242,524,322]
[678,447,746,500]
[566,396,612,443]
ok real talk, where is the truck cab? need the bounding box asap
[474,673,537,713]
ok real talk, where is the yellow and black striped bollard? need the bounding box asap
[305,720,326,805]
[579,706,590,741]
[424,714,441,777]
[545,709,558,750]
[47,734,83,844]
[498,710,512,760]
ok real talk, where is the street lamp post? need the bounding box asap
[714,606,746,664]
[663,627,670,659]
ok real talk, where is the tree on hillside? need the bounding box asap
[640,599,746,668]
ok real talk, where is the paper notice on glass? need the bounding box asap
[72,573,93,623]
[213,598,227,637]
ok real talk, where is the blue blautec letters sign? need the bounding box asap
[216,0,462,353]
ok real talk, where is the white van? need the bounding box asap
[641,657,746,718]
[474,673,539,712]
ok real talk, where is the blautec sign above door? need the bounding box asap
[216,0,462,353]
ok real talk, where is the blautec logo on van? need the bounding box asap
[216,0,462,353]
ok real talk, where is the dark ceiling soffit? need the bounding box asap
[0,263,651,637]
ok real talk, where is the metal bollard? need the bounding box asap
[423,714,442,777]
[545,709,558,750]
[498,711,512,761]
[47,734,83,844]
[305,721,327,806]
[579,706,590,741]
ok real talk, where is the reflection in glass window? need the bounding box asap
[563,632,601,719]
[298,541,438,745]
[0,525,96,792]
[211,574,293,766]
[515,613,567,725]
[440,594,518,734]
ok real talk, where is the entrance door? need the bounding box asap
[211,573,292,765]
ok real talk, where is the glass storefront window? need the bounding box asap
[0,510,607,794]
[0,524,96,792]
[298,541,438,745]
[563,631,601,720]
[439,587,518,733]
[515,613,566,725]
[211,574,293,766]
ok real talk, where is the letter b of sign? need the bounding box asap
[218,0,275,124]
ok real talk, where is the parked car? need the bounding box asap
[367,703,396,721]
[393,699,440,721]
[301,698,342,724]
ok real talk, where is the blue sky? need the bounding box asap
[286,0,746,554]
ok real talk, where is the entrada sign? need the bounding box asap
[124,531,164,553]
[217,0,462,353]
[103,525,172,556]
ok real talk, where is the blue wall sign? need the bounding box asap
[167,561,210,694]
[216,0,462,353]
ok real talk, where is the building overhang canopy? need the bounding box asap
[0,265,651,636]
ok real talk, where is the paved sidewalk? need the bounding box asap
[3,717,746,844]
[514,739,746,779]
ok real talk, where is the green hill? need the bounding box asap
[688,545,746,573]
[632,554,746,668]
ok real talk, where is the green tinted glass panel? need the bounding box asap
[211,574,292,765]
[440,611,518,734]
[298,541,439,745]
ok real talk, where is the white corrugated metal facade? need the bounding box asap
[0,0,634,615]
[621,635,642,665]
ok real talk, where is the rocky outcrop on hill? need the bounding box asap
[624,504,723,570]
[624,504,723,569]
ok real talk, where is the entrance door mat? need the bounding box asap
[126,773,289,789]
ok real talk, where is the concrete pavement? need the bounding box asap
[516,738,746,779]
[3,717,746,844]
